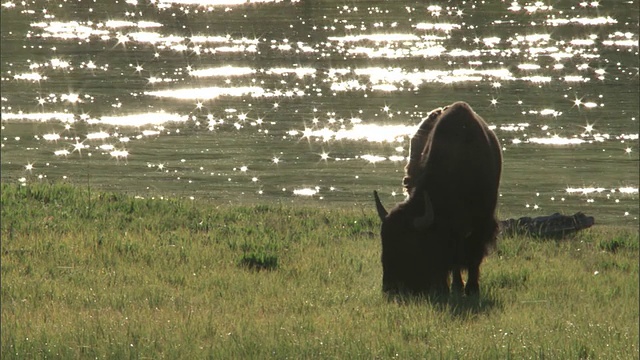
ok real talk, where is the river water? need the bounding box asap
[1,0,638,225]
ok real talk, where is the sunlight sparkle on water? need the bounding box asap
[301,124,415,143]
[546,17,617,26]
[566,187,638,195]
[327,33,421,42]
[319,152,330,161]
[360,154,386,163]
[71,141,87,154]
[1,0,637,222]
[582,123,595,134]
[528,136,585,145]
[501,123,530,132]
[13,73,45,81]
[522,76,552,83]
[1,112,75,123]
[566,187,605,195]
[619,187,639,194]
[293,188,318,197]
[518,64,540,70]
[266,67,316,78]
[42,133,61,141]
[143,86,304,100]
[329,67,515,90]
[565,76,589,83]
[158,0,286,5]
[86,131,110,140]
[141,130,161,136]
[189,66,255,77]
[583,102,598,108]
[106,20,162,29]
[508,2,553,12]
[110,150,129,159]
[414,23,461,32]
[95,112,188,127]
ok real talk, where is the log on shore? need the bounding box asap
[499,212,595,239]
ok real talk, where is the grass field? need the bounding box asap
[1,182,638,359]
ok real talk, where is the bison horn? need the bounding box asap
[373,190,388,220]
[413,191,434,230]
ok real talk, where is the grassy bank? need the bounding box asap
[1,183,638,359]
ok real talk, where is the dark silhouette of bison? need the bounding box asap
[373,101,502,296]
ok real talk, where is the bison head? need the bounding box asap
[373,190,449,295]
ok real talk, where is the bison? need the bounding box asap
[373,101,502,296]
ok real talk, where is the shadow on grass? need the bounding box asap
[386,291,501,319]
[238,253,279,271]
[444,293,501,319]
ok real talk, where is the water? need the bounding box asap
[1,0,638,225]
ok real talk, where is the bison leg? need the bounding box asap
[464,220,499,296]
[451,267,464,294]
[465,264,481,296]
[436,273,450,294]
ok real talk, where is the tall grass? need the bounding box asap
[1,182,638,359]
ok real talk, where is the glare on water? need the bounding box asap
[0,0,638,225]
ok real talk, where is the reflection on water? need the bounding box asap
[97,112,188,126]
[298,124,414,143]
[145,86,274,99]
[1,0,638,224]
[2,112,75,123]
[566,187,639,195]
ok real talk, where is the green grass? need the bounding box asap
[1,182,638,359]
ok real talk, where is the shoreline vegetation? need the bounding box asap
[1,182,638,359]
